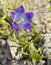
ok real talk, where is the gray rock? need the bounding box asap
[7,39,22,60]
[38,33,51,65]
[0,38,13,65]
[37,60,45,65]
[17,60,33,65]
[0,39,6,48]
[43,34,51,65]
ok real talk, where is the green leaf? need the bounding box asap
[0,30,8,35]
[37,46,45,54]
[33,33,41,43]
[32,59,36,64]
[2,15,7,20]
[0,19,7,28]
[31,24,37,34]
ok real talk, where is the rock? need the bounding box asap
[0,38,13,65]
[0,39,6,48]
[42,34,51,65]
[38,60,46,65]
[7,39,22,60]
[35,24,46,33]
[46,23,51,33]
[17,60,33,65]
[7,39,18,58]
[0,48,11,65]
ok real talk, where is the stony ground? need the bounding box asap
[0,0,51,65]
[24,0,51,33]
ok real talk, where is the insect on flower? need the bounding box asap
[10,6,34,30]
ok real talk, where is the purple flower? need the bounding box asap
[10,6,34,30]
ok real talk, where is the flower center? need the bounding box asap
[13,13,25,25]
[17,17,24,25]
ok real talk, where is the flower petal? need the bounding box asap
[15,6,25,13]
[10,12,15,18]
[24,23,32,30]
[26,12,34,20]
[13,13,22,22]
[12,22,19,30]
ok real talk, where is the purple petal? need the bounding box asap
[12,22,19,30]
[15,6,25,13]
[24,23,32,30]
[10,12,15,18]
[26,12,34,20]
